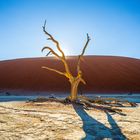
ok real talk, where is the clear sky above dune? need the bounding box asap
[0,0,140,60]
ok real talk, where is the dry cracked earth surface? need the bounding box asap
[0,101,140,140]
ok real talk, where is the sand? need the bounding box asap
[0,101,140,140]
[0,56,140,93]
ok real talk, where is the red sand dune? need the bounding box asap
[0,55,140,94]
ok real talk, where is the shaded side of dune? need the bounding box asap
[0,56,140,94]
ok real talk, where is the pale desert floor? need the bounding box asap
[0,101,140,140]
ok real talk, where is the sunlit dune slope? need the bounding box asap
[0,56,140,93]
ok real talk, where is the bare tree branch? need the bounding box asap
[80,78,86,85]
[42,46,71,75]
[42,66,66,76]
[46,51,51,56]
[42,20,65,59]
[42,21,72,75]
[77,33,90,73]
[42,46,61,59]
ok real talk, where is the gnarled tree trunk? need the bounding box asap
[70,79,80,101]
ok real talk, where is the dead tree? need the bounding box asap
[41,20,90,101]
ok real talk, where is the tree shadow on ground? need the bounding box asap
[73,103,127,140]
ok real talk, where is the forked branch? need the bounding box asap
[42,20,65,59]
[42,21,72,75]
[42,21,90,85]
[42,46,61,59]
[77,33,90,73]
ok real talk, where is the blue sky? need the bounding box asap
[0,0,140,60]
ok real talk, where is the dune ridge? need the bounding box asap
[0,55,140,94]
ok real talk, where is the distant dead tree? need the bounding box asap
[41,20,90,101]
